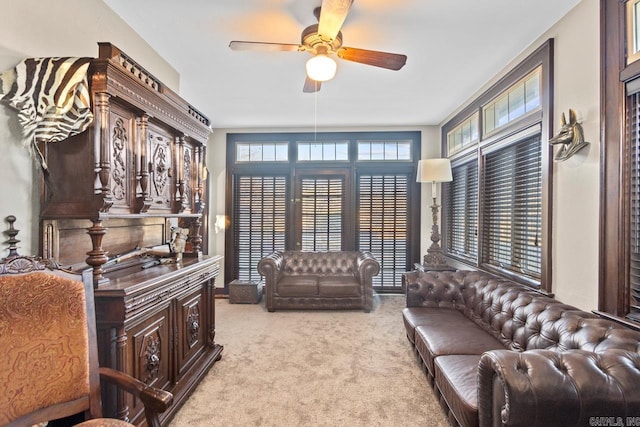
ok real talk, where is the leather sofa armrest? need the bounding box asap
[356,251,379,312]
[257,251,285,302]
[356,251,380,282]
[478,349,640,427]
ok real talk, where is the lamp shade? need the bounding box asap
[417,158,453,183]
[306,54,337,82]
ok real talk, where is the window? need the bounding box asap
[445,159,478,262]
[446,113,479,156]
[359,174,409,290]
[225,131,421,293]
[358,140,412,161]
[482,132,542,281]
[299,176,344,251]
[601,0,640,325]
[627,0,640,65]
[297,141,349,161]
[441,40,552,290]
[232,175,288,281]
[483,69,541,136]
[629,88,640,321]
[236,141,288,162]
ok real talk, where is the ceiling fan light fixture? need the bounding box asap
[306,54,337,82]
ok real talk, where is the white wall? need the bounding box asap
[0,0,178,256]
[440,0,599,310]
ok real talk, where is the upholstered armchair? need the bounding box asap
[0,255,173,427]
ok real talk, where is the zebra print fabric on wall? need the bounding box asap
[0,57,94,172]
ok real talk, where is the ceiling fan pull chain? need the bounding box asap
[314,85,318,143]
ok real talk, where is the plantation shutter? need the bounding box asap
[445,161,478,262]
[359,174,409,291]
[482,134,542,281]
[300,177,343,251]
[628,88,640,321]
[234,175,287,281]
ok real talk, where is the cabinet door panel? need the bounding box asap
[148,123,174,212]
[176,287,207,378]
[128,306,172,424]
[108,105,135,213]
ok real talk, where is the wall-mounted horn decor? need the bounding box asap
[549,108,589,161]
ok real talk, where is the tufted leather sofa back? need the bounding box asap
[405,270,640,354]
[281,250,359,276]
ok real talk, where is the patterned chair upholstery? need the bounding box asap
[0,255,172,427]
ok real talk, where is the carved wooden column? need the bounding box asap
[175,136,186,213]
[93,92,114,213]
[205,277,216,347]
[194,145,205,214]
[135,114,152,213]
[114,327,130,422]
[190,217,203,254]
[3,215,20,259]
[86,219,108,285]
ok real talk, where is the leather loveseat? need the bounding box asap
[402,269,640,427]
[257,250,379,312]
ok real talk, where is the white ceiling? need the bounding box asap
[103,0,581,129]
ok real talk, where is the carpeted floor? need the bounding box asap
[168,294,448,427]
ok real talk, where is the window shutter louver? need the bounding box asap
[359,174,409,290]
[628,92,640,321]
[234,175,287,281]
[300,177,343,251]
[482,134,542,281]
[445,161,478,262]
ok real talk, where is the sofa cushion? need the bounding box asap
[415,314,504,376]
[277,275,318,297]
[318,276,361,297]
[435,355,481,427]
[402,307,466,345]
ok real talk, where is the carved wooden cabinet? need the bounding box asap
[94,256,223,426]
[40,43,211,284]
[37,43,221,426]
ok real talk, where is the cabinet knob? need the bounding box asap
[146,353,160,373]
[190,320,200,333]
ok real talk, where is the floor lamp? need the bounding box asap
[417,158,453,270]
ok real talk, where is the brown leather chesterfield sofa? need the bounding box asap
[403,269,640,427]
[257,250,380,312]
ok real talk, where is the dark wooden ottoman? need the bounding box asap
[229,279,263,304]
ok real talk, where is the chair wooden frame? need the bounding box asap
[0,254,173,427]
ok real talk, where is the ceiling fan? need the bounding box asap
[229,0,407,93]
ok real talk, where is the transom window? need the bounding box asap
[357,140,412,161]
[483,68,541,136]
[236,141,288,162]
[446,113,479,156]
[297,141,349,161]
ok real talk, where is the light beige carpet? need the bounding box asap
[169,294,448,427]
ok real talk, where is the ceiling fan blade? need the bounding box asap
[229,41,302,52]
[318,0,354,42]
[303,77,322,93]
[337,47,407,70]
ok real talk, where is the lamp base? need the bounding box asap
[422,197,454,271]
[422,245,453,271]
